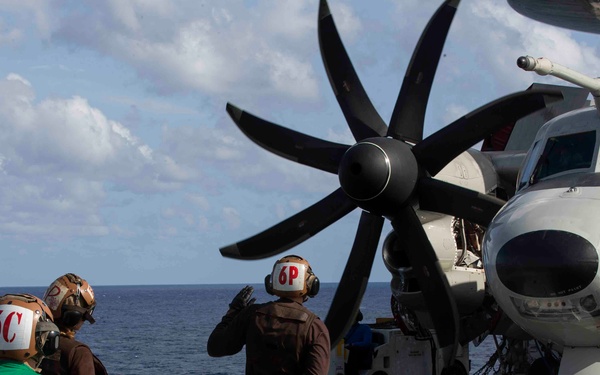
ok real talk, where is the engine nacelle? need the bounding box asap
[383,215,486,322]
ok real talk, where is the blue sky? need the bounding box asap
[0,0,598,287]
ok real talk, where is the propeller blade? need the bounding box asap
[227,103,349,174]
[220,188,356,259]
[391,206,459,367]
[325,211,384,347]
[413,89,564,176]
[387,0,459,143]
[318,0,388,141]
[418,177,506,226]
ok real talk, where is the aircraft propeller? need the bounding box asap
[220,0,563,368]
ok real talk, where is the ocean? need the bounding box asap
[0,283,495,374]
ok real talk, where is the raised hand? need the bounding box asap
[229,285,256,311]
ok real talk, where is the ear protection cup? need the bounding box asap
[264,274,274,295]
[41,330,60,356]
[60,304,95,327]
[36,321,60,356]
[61,309,84,327]
[306,271,320,298]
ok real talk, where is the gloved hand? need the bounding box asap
[229,285,256,311]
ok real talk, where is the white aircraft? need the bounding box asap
[483,55,600,375]
[218,0,600,374]
[481,1,600,373]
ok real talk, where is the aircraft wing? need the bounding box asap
[481,83,589,198]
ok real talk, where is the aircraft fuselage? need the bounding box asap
[484,106,600,347]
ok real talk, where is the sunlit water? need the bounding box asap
[0,283,495,374]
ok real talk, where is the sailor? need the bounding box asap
[344,310,373,375]
[39,273,108,375]
[207,254,331,374]
[0,293,60,374]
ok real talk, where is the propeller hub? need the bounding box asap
[338,137,418,215]
[338,142,390,201]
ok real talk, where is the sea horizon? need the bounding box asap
[1,280,389,289]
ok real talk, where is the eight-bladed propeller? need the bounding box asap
[219,0,563,368]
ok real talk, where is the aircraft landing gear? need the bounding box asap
[528,357,559,375]
[440,362,468,375]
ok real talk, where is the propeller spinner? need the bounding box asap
[219,0,563,368]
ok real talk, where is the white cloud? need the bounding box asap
[326,127,354,145]
[458,1,600,92]
[50,1,322,101]
[107,95,199,115]
[275,202,287,220]
[197,215,209,231]
[255,48,319,100]
[328,2,362,42]
[0,25,22,45]
[0,0,54,39]
[443,103,469,125]
[222,206,240,229]
[186,193,210,211]
[290,199,304,211]
[0,0,598,288]
[264,0,316,40]
[159,119,337,195]
[0,74,200,238]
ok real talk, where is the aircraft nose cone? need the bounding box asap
[338,142,390,201]
[496,230,599,298]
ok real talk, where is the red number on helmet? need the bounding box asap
[0,310,22,343]
[278,266,288,285]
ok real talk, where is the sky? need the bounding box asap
[0,0,599,288]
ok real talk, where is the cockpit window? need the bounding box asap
[529,130,596,184]
[517,140,540,191]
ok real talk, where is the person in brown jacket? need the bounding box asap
[40,273,108,375]
[207,254,330,374]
